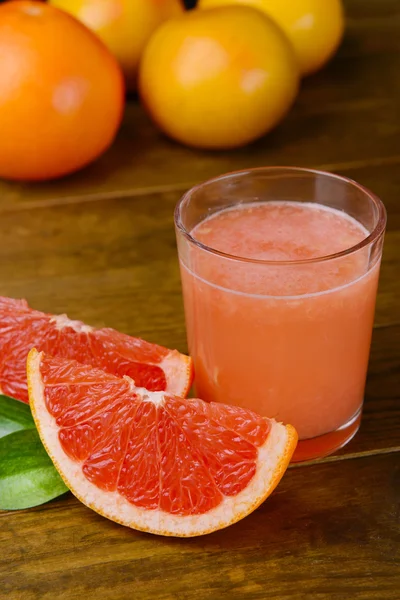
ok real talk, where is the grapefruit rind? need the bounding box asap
[27,348,297,537]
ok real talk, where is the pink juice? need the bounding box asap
[179,201,381,459]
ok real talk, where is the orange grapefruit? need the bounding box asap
[0,297,192,403]
[27,349,297,536]
[198,0,345,76]
[138,5,299,149]
[50,0,184,91]
[0,0,124,181]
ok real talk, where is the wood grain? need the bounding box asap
[337,323,400,457]
[1,453,398,600]
[0,0,398,597]
[0,2,398,204]
[0,181,397,333]
[0,186,398,460]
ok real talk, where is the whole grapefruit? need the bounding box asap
[198,0,345,76]
[0,1,124,181]
[138,6,299,149]
[50,0,184,90]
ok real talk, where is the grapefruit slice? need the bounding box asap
[27,349,297,537]
[0,297,192,402]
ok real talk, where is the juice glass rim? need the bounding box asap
[174,166,387,266]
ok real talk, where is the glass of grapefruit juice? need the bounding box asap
[175,167,386,462]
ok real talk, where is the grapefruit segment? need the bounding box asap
[28,349,297,537]
[0,297,192,402]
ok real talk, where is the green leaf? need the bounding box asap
[0,429,68,510]
[0,395,35,439]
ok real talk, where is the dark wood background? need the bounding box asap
[0,0,399,598]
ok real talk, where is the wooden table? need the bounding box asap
[0,1,399,598]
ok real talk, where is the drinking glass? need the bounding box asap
[175,167,386,461]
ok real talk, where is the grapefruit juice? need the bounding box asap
[175,169,386,461]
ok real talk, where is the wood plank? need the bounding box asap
[344,0,400,23]
[0,191,398,458]
[0,0,398,204]
[0,183,397,330]
[343,0,400,61]
[0,91,398,205]
[335,323,400,458]
[0,2,397,598]
[337,162,400,231]
[1,452,398,600]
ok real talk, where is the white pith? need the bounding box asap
[50,314,93,334]
[28,349,296,537]
[160,351,192,396]
[123,379,166,407]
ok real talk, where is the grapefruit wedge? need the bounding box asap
[27,349,297,537]
[0,297,192,402]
